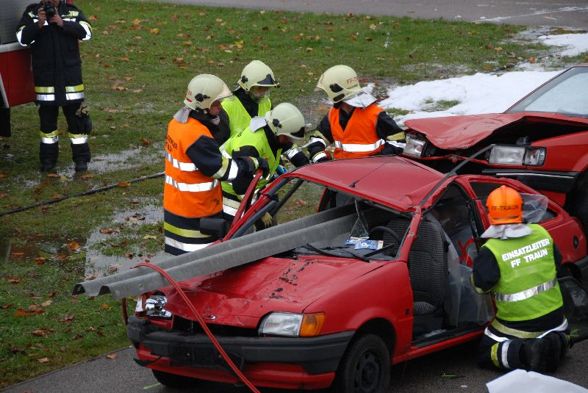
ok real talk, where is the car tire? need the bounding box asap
[333,334,391,393]
[151,369,201,388]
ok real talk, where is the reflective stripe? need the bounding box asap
[334,139,385,153]
[65,84,85,92]
[69,135,88,144]
[163,222,208,239]
[79,21,92,40]
[285,146,302,160]
[495,278,557,302]
[35,86,55,93]
[164,237,209,252]
[222,196,241,217]
[66,92,85,101]
[16,26,26,46]
[490,318,568,339]
[37,94,55,102]
[221,149,232,159]
[501,340,511,369]
[226,160,239,181]
[312,151,328,163]
[165,152,197,171]
[40,130,59,144]
[490,343,500,368]
[165,175,218,192]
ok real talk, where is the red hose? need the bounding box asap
[135,262,260,393]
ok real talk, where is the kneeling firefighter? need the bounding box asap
[473,186,570,373]
[163,74,268,255]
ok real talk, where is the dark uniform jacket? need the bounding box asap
[17,2,92,106]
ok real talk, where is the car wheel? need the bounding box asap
[333,334,391,393]
[568,174,588,235]
[152,369,201,388]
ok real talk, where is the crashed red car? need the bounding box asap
[75,156,588,392]
[402,64,588,233]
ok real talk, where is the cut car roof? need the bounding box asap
[289,155,445,211]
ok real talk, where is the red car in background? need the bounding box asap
[402,65,588,234]
[76,155,588,392]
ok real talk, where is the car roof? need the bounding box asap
[288,155,445,211]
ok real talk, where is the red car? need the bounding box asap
[76,155,588,392]
[402,65,588,233]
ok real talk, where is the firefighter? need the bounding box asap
[164,74,268,255]
[221,60,279,140]
[17,0,93,173]
[308,64,405,162]
[473,185,569,373]
[221,103,308,222]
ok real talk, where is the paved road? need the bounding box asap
[4,340,588,393]
[3,1,588,392]
[158,0,588,28]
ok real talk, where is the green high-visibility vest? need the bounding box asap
[221,123,281,197]
[483,224,563,322]
[221,95,272,138]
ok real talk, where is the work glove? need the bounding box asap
[75,104,93,134]
[260,212,274,228]
[251,157,270,178]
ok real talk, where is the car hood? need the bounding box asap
[163,255,382,327]
[404,112,588,150]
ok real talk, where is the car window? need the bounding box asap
[429,184,481,267]
[507,67,588,117]
[470,182,556,223]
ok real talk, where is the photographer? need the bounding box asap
[16,0,93,173]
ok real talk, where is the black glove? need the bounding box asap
[253,157,270,178]
[75,104,92,134]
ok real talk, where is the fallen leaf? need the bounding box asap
[37,357,50,363]
[106,353,118,360]
[117,181,131,188]
[99,227,117,235]
[100,303,112,310]
[60,314,75,323]
[149,28,160,35]
[11,251,25,258]
[143,235,157,240]
[34,257,46,266]
[68,241,81,252]
[32,328,52,337]
[41,300,53,307]
[7,276,21,284]
[140,138,151,147]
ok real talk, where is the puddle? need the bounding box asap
[84,202,168,278]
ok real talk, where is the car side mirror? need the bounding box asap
[200,217,229,239]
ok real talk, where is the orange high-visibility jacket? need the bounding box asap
[163,117,222,218]
[329,104,385,159]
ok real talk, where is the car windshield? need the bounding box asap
[234,176,410,261]
[506,66,588,117]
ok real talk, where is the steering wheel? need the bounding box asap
[368,225,402,254]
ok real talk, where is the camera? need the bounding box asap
[42,2,56,19]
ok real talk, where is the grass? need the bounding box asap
[0,0,580,387]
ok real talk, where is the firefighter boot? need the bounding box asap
[71,141,91,172]
[40,142,59,172]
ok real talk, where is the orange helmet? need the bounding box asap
[486,186,523,225]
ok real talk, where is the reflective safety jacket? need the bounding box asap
[483,224,563,322]
[17,2,92,106]
[221,123,281,197]
[164,117,222,219]
[221,95,271,137]
[329,104,384,159]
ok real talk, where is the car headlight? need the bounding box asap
[259,312,325,337]
[489,145,545,166]
[403,134,427,157]
[144,294,172,319]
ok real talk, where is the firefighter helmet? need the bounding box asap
[316,65,361,103]
[265,103,306,142]
[486,185,524,225]
[237,60,279,91]
[184,74,232,111]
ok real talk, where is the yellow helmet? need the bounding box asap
[237,60,279,91]
[316,65,361,103]
[265,103,306,142]
[184,74,232,111]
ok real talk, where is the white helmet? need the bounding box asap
[265,103,306,142]
[237,60,279,91]
[316,65,361,103]
[184,74,232,111]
